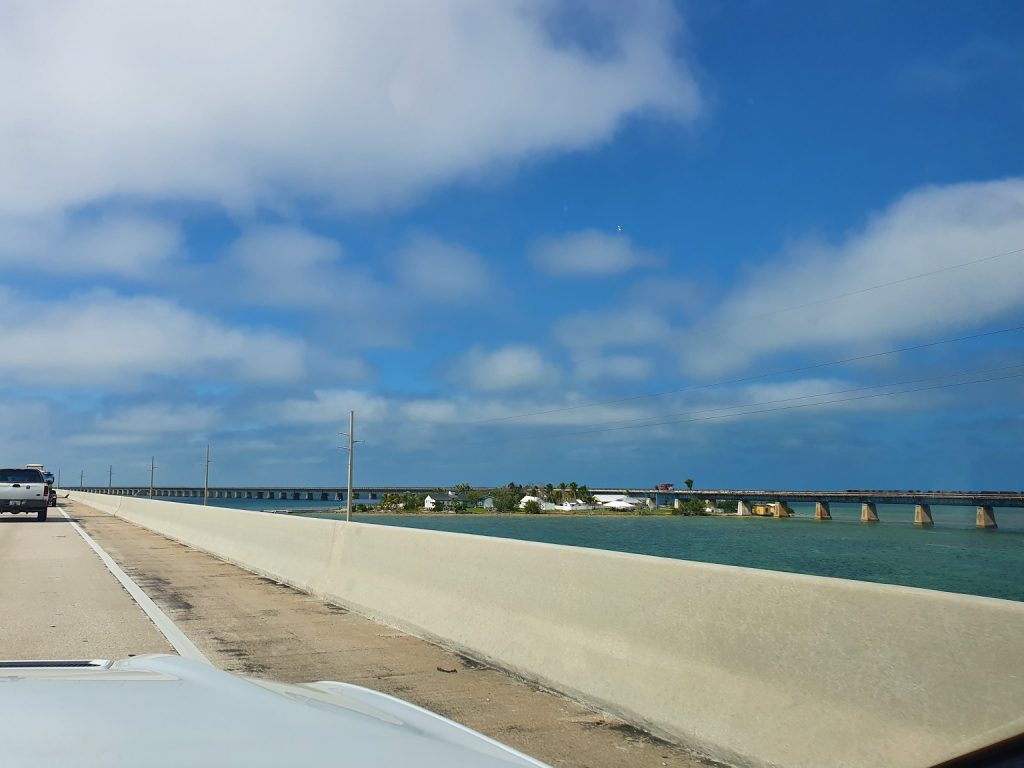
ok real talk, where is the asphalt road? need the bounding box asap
[1,500,717,768]
[0,508,173,660]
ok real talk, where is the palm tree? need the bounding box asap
[579,485,591,503]
[685,478,694,490]
[568,481,578,503]
[545,483,554,501]
[557,482,566,502]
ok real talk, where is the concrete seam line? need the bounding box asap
[59,507,210,664]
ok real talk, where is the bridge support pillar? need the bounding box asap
[814,501,832,520]
[674,498,682,510]
[914,504,934,526]
[773,502,792,518]
[736,500,752,516]
[860,502,879,522]
[976,505,997,529]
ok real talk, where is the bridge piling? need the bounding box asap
[914,504,934,527]
[736,500,752,516]
[976,505,997,529]
[773,502,792,518]
[814,501,832,520]
[861,502,879,523]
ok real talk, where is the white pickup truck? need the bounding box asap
[0,467,49,521]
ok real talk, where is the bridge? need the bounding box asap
[6,490,1023,767]
[617,488,1024,528]
[79,485,1024,528]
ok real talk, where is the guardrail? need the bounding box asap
[65,491,1024,768]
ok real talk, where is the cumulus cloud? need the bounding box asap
[453,344,559,391]
[899,36,1024,96]
[0,401,51,448]
[680,178,1024,375]
[94,404,220,434]
[395,236,492,300]
[68,403,221,448]
[0,213,180,276]
[572,353,654,382]
[278,389,391,425]
[271,370,936,446]
[0,0,700,217]
[554,307,672,351]
[0,290,305,386]
[227,227,344,308]
[530,230,659,276]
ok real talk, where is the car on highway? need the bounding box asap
[0,654,549,767]
[0,467,49,521]
[25,464,57,506]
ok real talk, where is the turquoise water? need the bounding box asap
[171,497,1024,602]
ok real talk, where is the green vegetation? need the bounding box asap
[378,492,428,511]
[672,497,708,516]
[490,485,522,513]
[522,499,542,514]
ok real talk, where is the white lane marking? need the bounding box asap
[59,507,210,664]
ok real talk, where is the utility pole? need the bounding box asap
[204,445,211,506]
[345,411,354,522]
[149,456,157,497]
[57,468,61,488]
[339,411,362,522]
[80,470,84,489]
[108,464,113,490]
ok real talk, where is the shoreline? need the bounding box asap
[299,508,738,519]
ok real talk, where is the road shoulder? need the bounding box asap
[68,499,719,768]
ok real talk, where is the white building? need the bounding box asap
[593,494,645,509]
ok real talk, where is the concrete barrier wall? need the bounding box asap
[66,491,1024,768]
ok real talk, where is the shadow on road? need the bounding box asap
[0,512,75,524]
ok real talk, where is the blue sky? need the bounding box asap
[2,1,1023,489]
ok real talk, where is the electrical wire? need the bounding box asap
[695,245,1024,333]
[536,361,1024,433]
[493,368,1024,443]
[466,244,1024,393]
[465,322,1024,425]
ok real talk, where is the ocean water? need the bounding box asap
[168,497,1024,602]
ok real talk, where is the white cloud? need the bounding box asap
[624,277,702,311]
[554,307,672,351]
[453,344,558,391]
[94,404,220,434]
[573,353,654,382]
[899,36,1024,96]
[227,227,344,308]
[0,213,180,276]
[68,403,221,448]
[680,178,1024,375]
[0,290,305,386]
[0,402,51,446]
[530,230,658,276]
[0,1,699,217]
[278,389,391,425]
[395,236,492,300]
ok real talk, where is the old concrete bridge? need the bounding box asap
[76,485,1023,529]
[620,488,1023,529]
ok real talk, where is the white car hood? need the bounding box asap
[0,655,548,767]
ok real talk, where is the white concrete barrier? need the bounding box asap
[66,491,1024,768]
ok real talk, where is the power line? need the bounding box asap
[465,322,1024,426]
[495,368,1024,443]
[468,243,1024,392]
[697,245,1024,333]
[545,361,1024,433]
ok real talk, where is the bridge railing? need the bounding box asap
[65,490,1024,768]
